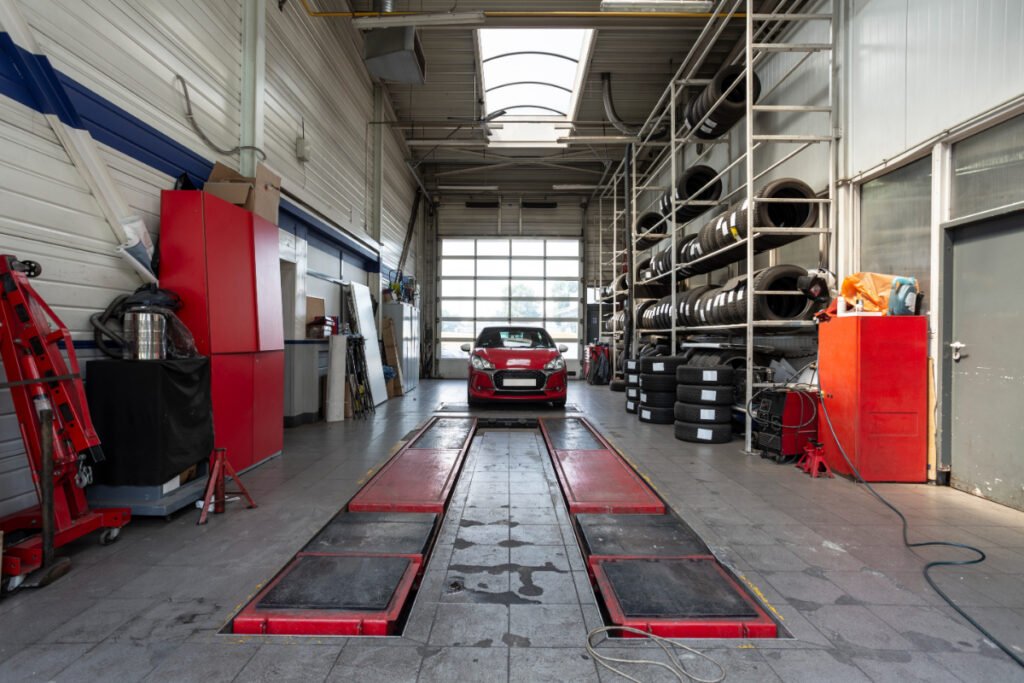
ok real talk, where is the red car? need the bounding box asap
[462,326,568,408]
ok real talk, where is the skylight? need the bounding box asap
[478,29,594,146]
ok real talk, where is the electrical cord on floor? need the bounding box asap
[586,626,726,683]
[818,395,1024,668]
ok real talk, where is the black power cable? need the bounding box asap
[818,395,1024,668]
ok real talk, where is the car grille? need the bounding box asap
[493,370,546,392]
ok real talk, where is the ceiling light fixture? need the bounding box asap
[352,11,486,29]
[600,0,714,12]
[556,135,638,144]
[437,185,499,191]
[404,139,488,147]
[552,184,601,190]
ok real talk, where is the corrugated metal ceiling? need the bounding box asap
[307,1,752,193]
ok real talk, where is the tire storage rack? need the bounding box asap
[594,1,837,452]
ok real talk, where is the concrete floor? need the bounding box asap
[1,379,1023,682]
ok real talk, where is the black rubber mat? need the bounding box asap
[411,418,474,449]
[577,514,708,556]
[543,417,602,450]
[258,555,411,611]
[603,558,757,618]
[304,512,437,555]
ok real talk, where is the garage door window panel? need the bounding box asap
[442,259,474,276]
[439,238,582,360]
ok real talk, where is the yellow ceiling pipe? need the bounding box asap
[298,0,744,20]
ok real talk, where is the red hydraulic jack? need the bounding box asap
[0,256,130,590]
[197,448,257,525]
[796,441,834,479]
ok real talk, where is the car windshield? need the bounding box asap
[476,327,555,350]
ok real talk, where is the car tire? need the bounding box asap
[674,401,732,424]
[674,420,733,443]
[609,379,627,392]
[626,386,640,400]
[625,399,639,414]
[638,405,675,424]
[639,390,676,408]
[638,374,677,392]
[640,356,686,374]
[676,384,735,405]
[552,399,566,409]
[676,365,735,385]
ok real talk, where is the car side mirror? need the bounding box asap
[558,344,568,353]
[460,343,471,353]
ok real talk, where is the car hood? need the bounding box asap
[474,347,559,371]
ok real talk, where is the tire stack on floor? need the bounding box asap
[638,357,685,424]
[623,358,640,414]
[674,365,735,443]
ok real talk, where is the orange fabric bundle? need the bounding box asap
[840,272,899,313]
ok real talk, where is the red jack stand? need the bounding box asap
[198,448,257,525]
[796,441,833,479]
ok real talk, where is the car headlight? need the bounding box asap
[544,356,566,371]
[470,354,495,370]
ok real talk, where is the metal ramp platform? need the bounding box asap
[231,415,780,640]
[593,557,777,638]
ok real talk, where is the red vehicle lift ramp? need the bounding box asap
[348,417,477,514]
[0,256,129,585]
[538,418,665,515]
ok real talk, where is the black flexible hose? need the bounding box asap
[818,396,1024,668]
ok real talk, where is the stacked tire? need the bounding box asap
[637,357,685,424]
[678,178,818,278]
[623,358,641,414]
[674,365,735,443]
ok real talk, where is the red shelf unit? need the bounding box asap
[818,315,928,483]
[160,191,284,471]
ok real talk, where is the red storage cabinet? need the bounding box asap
[204,198,259,354]
[253,351,285,461]
[210,354,255,471]
[252,215,285,351]
[160,191,284,471]
[817,315,928,482]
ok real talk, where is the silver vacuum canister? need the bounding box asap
[123,309,166,360]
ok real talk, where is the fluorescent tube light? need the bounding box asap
[556,136,637,144]
[437,185,499,191]
[353,11,486,29]
[405,139,488,147]
[600,0,714,12]
[553,184,601,190]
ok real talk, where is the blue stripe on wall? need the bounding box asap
[0,31,380,272]
[0,33,82,128]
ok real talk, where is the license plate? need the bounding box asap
[503,378,536,387]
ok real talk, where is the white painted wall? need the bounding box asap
[846,0,1024,177]
[0,0,418,516]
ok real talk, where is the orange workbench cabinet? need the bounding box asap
[817,315,928,482]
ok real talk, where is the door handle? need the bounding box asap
[950,341,966,362]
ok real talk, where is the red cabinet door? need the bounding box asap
[252,214,284,351]
[253,351,284,465]
[211,354,255,471]
[159,191,212,354]
[204,195,259,354]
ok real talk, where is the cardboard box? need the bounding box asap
[205,162,281,224]
[306,296,326,324]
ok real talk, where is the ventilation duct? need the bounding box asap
[363,26,426,84]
